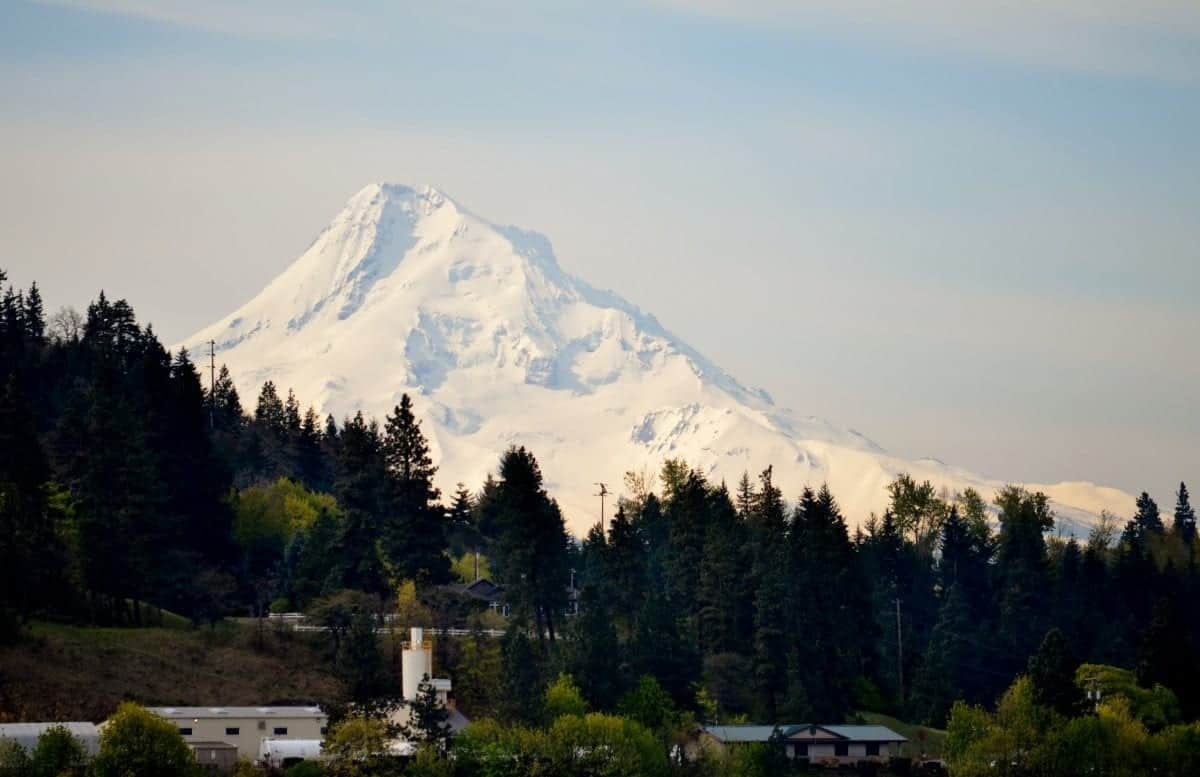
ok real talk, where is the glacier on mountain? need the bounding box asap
[182,183,1131,535]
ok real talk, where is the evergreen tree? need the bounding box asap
[910,584,972,726]
[567,584,623,709]
[381,395,450,585]
[605,504,648,632]
[254,381,286,434]
[500,624,544,724]
[1174,482,1196,545]
[332,412,388,594]
[403,674,452,750]
[1027,628,1083,716]
[1136,598,1195,716]
[23,282,44,344]
[630,587,700,708]
[1135,491,1164,534]
[749,469,789,719]
[489,447,571,642]
[994,487,1054,669]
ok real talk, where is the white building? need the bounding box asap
[0,722,100,756]
[387,628,468,734]
[147,706,327,762]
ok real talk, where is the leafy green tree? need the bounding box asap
[544,672,589,719]
[322,715,396,777]
[618,675,677,735]
[29,725,88,777]
[0,739,30,777]
[92,702,197,777]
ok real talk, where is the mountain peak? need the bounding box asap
[180,182,1131,535]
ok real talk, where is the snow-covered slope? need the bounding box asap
[181,183,1130,535]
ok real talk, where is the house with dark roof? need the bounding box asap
[698,724,906,765]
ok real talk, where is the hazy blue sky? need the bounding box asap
[2,0,1197,507]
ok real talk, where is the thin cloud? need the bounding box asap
[35,0,360,41]
[652,0,1200,81]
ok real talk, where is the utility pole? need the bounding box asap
[595,482,609,534]
[208,340,216,430]
[895,597,904,703]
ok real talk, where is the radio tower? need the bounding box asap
[595,482,609,534]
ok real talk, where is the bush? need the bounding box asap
[285,760,325,777]
[0,740,30,777]
[91,702,197,777]
[30,725,88,777]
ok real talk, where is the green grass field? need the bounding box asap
[857,711,946,760]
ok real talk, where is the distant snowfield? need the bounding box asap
[181,183,1131,536]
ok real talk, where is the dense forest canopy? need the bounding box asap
[2,267,1199,761]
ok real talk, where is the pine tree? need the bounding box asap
[1135,492,1164,534]
[489,447,571,642]
[749,468,789,719]
[1027,628,1082,716]
[23,282,44,344]
[381,395,450,585]
[403,674,452,750]
[994,487,1054,667]
[333,412,388,594]
[568,584,623,709]
[254,381,286,434]
[910,584,971,726]
[500,624,544,724]
[1174,483,1196,545]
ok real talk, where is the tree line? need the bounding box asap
[3,267,1200,744]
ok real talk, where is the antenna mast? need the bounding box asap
[208,340,216,430]
[595,482,609,534]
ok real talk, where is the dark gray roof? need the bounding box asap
[704,724,906,743]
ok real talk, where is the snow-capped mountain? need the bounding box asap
[181,183,1131,535]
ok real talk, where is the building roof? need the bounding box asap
[189,741,239,749]
[703,724,906,743]
[0,723,100,755]
[148,706,326,719]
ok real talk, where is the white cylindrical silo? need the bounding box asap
[402,627,433,701]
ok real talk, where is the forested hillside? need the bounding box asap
[2,265,1199,760]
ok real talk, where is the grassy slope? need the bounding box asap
[858,711,947,760]
[0,621,346,723]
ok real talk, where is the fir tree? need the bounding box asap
[381,395,450,585]
[332,412,388,594]
[1135,491,1164,534]
[1174,482,1196,545]
[403,674,452,750]
[910,584,972,726]
[1027,628,1083,716]
[489,447,571,642]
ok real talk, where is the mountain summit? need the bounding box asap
[183,183,1129,534]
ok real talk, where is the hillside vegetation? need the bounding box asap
[0,621,344,722]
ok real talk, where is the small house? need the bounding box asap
[700,723,906,765]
